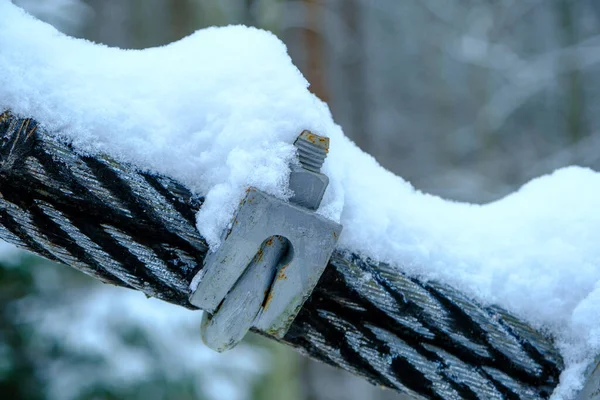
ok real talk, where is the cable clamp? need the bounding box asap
[189,131,342,351]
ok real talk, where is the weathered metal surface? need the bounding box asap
[191,130,340,351]
[577,356,600,400]
[191,187,343,345]
[200,235,289,352]
[288,131,330,210]
[0,111,565,399]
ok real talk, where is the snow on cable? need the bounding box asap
[1,2,600,397]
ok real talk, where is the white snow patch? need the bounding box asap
[0,0,329,247]
[16,284,267,400]
[2,2,600,397]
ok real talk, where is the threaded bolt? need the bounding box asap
[294,130,329,173]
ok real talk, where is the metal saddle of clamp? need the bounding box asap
[189,131,343,352]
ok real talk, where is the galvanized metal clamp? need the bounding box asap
[577,355,600,400]
[189,131,343,352]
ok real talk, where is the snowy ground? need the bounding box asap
[0,242,267,400]
[2,1,600,397]
[22,283,267,400]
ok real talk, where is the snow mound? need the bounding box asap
[2,2,600,397]
[0,1,331,247]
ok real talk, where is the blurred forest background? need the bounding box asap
[3,0,600,399]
